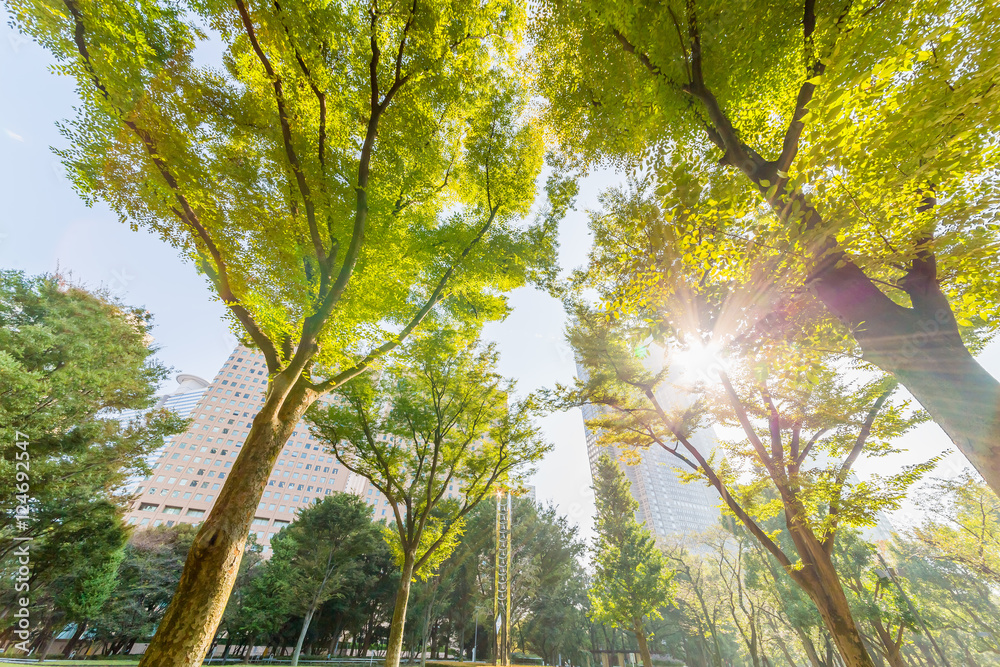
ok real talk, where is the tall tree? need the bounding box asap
[520,562,590,667]
[0,270,182,547]
[588,454,675,667]
[308,329,551,667]
[561,309,932,667]
[268,493,382,666]
[9,0,561,661]
[912,471,1000,586]
[532,0,1000,496]
[87,524,199,656]
[0,271,183,656]
[442,494,587,662]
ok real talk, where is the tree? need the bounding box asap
[268,493,382,666]
[521,561,590,666]
[561,309,933,667]
[663,544,729,667]
[882,472,1000,665]
[0,270,182,548]
[216,538,266,661]
[0,271,183,656]
[588,454,675,667]
[219,539,294,660]
[308,329,551,667]
[88,524,199,656]
[442,494,587,662]
[912,471,1000,586]
[8,0,561,660]
[532,0,1000,497]
[890,534,1000,665]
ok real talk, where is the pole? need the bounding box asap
[875,552,952,667]
[473,611,479,664]
[494,490,512,667]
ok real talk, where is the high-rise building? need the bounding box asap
[124,345,397,553]
[578,360,721,540]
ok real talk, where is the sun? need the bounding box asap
[671,339,725,381]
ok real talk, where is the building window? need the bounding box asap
[139,503,158,512]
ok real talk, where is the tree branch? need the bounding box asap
[718,372,773,468]
[312,203,501,393]
[825,383,895,550]
[792,427,828,472]
[641,388,793,570]
[61,0,281,371]
[235,0,326,284]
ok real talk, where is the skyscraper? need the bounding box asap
[578,360,721,540]
[124,345,396,553]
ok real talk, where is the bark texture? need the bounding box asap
[292,607,317,667]
[385,556,417,667]
[137,377,315,667]
[784,522,875,667]
[632,617,653,667]
[811,257,1000,499]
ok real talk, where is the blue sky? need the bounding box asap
[2,10,995,536]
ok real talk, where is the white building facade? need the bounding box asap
[125,345,396,553]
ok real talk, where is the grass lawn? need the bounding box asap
[0,656,139,667]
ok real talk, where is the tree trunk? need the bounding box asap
[138,379,314,667]
[421,585,439,667]
[795,628,824,667]
[37,624,60,662]
[385,555,417,667]
[912,640,938,667]
[781,524,875,667]
[797,571,875,667]
[62,621,87,658]
[810,255,1000,498]
[774,635,799,667]
[872,622,905,667]
[631,618,652,667]
[292,606,318,667]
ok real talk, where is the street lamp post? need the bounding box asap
[473,610,479,663]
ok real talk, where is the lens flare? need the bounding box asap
[672,340,725,380]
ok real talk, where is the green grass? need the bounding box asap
[0,656,139,667]
[0,663,134,666]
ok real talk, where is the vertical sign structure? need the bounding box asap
[493,490,512,666]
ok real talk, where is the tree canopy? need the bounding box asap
[7,0,563,659]
[308,328,551,667]
[531,0,1000,497]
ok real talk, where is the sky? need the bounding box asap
[2,11,995,540]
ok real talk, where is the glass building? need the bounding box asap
[578,360,721,540]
